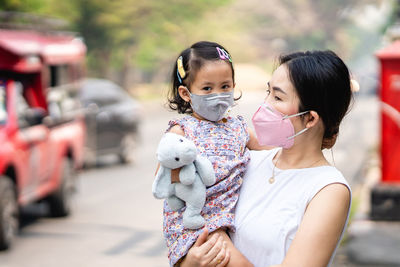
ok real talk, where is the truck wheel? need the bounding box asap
[48,158,76,217]
[0,176,19,250]
[118,134,136,164]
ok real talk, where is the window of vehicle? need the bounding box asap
[81,81,126,108]
[49,64,71,87]
[0,79,7,124]
[14,82,31,128]
[92,95,120,107]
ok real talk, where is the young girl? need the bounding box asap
[161,41,264,266]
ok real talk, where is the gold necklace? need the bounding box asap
[269,154,324,184]
[269,154,281,184]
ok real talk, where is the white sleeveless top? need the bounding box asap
[230,149,351,267]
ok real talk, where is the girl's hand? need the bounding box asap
[171,168,181,183]
[180,229,230,267]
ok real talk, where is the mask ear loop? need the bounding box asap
[330,147,336,167]
[183,87,195,110]
[283,110,310,140]
[287,127,309,140]
[283,110,310,119]
[184,87,192,98]
[232,89,242,108]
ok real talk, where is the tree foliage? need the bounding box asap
[62,0,231,84]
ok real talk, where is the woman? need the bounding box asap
[179,50,353,267]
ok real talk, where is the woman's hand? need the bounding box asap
[180,229,230,267]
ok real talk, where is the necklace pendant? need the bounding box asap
[269,177,275,184]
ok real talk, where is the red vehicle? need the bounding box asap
[0,29,86,250]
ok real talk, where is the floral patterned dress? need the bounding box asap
[163,115,250,266]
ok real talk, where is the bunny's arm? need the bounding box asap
[194,155,216,186]
[179,163,196,185]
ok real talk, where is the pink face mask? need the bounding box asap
[252,102,309,148]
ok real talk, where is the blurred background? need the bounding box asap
[0,0,395,93]
[0,0,399,266]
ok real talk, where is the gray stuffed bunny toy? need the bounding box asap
[152,132,216,229]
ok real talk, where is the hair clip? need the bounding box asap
[177,56,186,83]
[216,47,232,62]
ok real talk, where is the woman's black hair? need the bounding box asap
[278,50,353,142]
[168,41,236,114]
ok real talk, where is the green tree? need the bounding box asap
[69,0,232,86]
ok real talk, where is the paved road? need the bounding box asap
[0,90,379,267]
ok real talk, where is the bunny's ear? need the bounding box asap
[194,155,216,187]
[152,166,172,199]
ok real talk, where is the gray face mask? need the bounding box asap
[188,91,234,122]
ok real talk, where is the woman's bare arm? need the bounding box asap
[273,183,351,267]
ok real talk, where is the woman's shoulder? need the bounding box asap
[310,166,348,186]
[305,165,351,203]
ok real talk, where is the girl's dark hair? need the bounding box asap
[279,50,353,143]
[168,41,235,114]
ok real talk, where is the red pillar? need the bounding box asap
[377,40,400,184]
[371,40,400,220]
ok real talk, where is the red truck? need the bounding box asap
[0,29,86,250]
